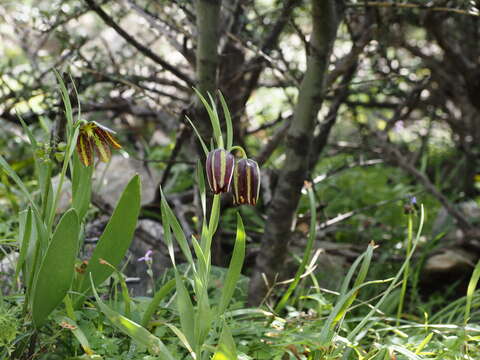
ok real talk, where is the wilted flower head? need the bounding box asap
[206,149,235,194]
[76,121,122,166]
[233,158,260,206]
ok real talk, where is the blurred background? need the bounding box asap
[0,0,479,308]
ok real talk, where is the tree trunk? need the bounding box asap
[248,0,343,306]
[194,0,222,142]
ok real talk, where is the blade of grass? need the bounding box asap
[275,184,316,313]
[346,205,425,346]
[464,260,480,325]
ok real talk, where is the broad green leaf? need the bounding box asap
[71,152,93,222]
[218,214,245,315]
[32,209,80,327]
[25,209,49,301]
[80,175,141,293]
[212,323,237,360]
[90,276,174,359]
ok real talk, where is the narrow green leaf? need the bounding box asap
[160,198,176,266]
[90,276,175,359]
[218,91,233,151]
[141,279,176,328]
[275,185,316,313]
[465,260,480,325]
[15,208,32,281]
[347,206,425,342]
[53,69,73,131]
[0,154,38,212]
[390,345,421,360]
[194,276,212,348]
[218,214,246,315]
[164,323,197,358]
[212,323,237,360]
[185,115,209,155]
[79,175,141,295]
[160,187,194,265]
[196,160,207,218]
[193,88,224,148]
[332,243,374,324]
[17,114,38,147]
[415,332,433,354]
[318,278,394,345]
[57,316,95,356]
[175,270,195,350]
[32,209,80,327]
[191,235,208,276]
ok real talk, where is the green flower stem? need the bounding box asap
[230,146,247,159]
[47,124,79,234]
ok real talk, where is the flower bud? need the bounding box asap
[206,149,235,194]
[233,158,260,206]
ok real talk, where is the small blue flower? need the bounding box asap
[138,249,153,262]
[410,196,417,205]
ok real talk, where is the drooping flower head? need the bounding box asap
[233,158,260,206]
[76,121,122,166]
[206,149,235,194]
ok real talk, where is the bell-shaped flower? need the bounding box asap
[233,158,260,206]
[206,149,235,194]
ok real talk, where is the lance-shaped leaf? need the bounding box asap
[212,323,237,360]
[77,175,141,298]
[32,209,80,327]
[218,214,245,315]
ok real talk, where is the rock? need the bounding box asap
[423,249,476,274]
[421,247,478,296]
[0,253,18,295]
[94,155,161,206]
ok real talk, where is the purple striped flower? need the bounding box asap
[233,158,260,206]
[206,149,235,194]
